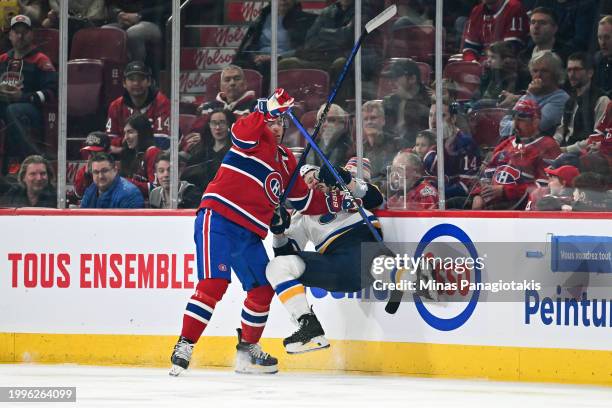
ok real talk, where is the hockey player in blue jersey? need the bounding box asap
[265,160,388,354]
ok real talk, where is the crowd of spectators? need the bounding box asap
[0,0,610,212]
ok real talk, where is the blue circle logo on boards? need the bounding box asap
[413,223,482,331]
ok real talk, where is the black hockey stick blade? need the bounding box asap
[365,4,397,33]
[385,289,404,314]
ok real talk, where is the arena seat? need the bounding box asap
[179,114,197,137]
[278,69,329,112]
[443,61,482,100]
[33,28,59,67]
[387,25,438,62]
[67,59,104,118]
[70,27,128,106]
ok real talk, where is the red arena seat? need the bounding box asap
[277,69,329,112]
[443,61,483,100]
[33,28,59,67]
[468,107,508,149]
[67,59,104,118]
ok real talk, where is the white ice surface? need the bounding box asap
[2,364,612,408]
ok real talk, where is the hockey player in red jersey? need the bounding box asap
[170,88,328,376]
[472,98,561,209]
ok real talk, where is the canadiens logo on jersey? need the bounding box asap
[264,172,283,205]
[494,165,521,185]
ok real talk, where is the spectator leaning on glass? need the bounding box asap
[0,14,57,171]
[500,50,569,137]
[106,61,170,153]
[554,52,610,153]
[0,154,56,207]
[80,152,144,209]
[149,153,200,209]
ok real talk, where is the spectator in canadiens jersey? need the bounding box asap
[0,154,56,207]
[386,150,438,210]
[0,15,57,169]
[170,89,330,377]
[424,98,482,204]
[106,61,170,153]
[472,98,562,210]
[117,113,161,198]
[462,0,529,62]
[196,65,257,120]
[80,152,144,209]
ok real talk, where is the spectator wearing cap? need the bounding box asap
[361,100,394,187]
[554,52,610,153]
[73,131,111,198]
[117,113,161,198]
[500,51,569,137]
[518,7,571,66]
[472,98,561,210]
[106,60,170,154]
[381,58,431,148]
[80,152,144,209]
[149,152,200,209]
[0,154,56,207]
[0,14,57,172]
[594,15,612,95]
[526,164,579,210]
[386,150,438,210]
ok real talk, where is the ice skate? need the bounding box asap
[283,312,330,354]
[169,336,194,376]
[234,329,278,374]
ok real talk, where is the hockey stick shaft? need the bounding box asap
[288,110,383,243]
[279,5,397,205]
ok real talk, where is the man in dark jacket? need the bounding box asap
[0,15,57,168]
[80,152,144,209]
[233,0,316,87]
[0,155,56,207]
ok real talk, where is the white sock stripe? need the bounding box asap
[243,307,269,317]
[241,318,266,327]
[189,299,214,314]
[185,310,209,325]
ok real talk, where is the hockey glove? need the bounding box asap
[270,206,291,234]
[256,88,295,122]
[325,190,362,213]
[318,165,352,189]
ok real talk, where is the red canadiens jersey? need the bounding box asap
[198,111,328,238]
[591,102,612,157]
[387,179,438,210]
[463,0,528,58]
[106,89,170,148]
[485,136,561,201]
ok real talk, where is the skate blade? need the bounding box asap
[285,336,330,354]
[234,364,278,375]
[169,365,186,377]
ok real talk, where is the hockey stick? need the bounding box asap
[287,110,383,242]
[278,4,397,206]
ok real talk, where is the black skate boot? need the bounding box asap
[169,336,194,377]
[235,329,278,374]
[283,312,330,354]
